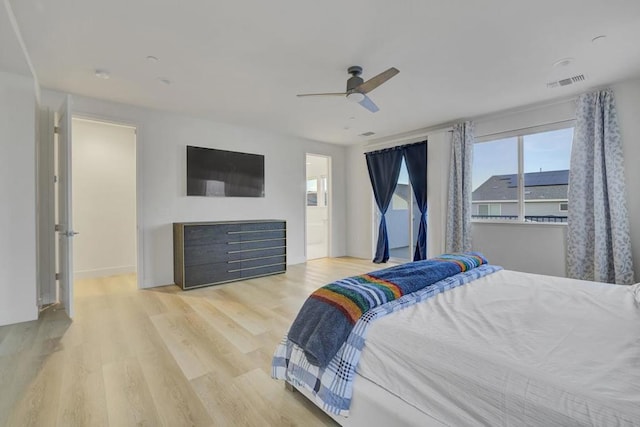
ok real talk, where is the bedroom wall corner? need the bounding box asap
[612,77,640,283]
[0,71,38,326]
[346,144,374,259]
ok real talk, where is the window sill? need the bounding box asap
[471,220,567,227]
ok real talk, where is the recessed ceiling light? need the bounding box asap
[159,78,171,85]
[552,58,574,68]
[592,35,607,45]
[146,55,159,62]
[94,69,110,79]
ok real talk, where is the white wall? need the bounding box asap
[0,71,37,325]
[72,119,137,279]
[41,90,347,288]
[472,223,567,276]
[346,144,374,259]
[612,77,640,283]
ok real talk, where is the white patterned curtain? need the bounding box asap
[567,89,635,285]
[446,121,474,253]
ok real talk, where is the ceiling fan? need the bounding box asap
[297,66,399,113]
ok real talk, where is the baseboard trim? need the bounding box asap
[74,265,136,279]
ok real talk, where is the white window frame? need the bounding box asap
[477,203,502,216]
[559,202,568,212]
[473,121,574,224]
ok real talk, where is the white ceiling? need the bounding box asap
[5,0,640,144]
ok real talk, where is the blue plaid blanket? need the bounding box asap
[287,253,488,368]
[272,264,502,416]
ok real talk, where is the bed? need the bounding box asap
[272,254,640,426]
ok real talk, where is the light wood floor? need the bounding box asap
[0,257,383,427]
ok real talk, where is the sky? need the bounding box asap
[472,127,573,190]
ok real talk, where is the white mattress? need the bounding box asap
[356,269,640,426]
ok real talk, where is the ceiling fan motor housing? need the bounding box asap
[347,76,364,92]
[347,66,364,92]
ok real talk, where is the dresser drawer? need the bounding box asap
[228,255,287,270]
[240,221,286,232]
[183,224,241,245]
[240,263,286,279]
[229,238,286,251]
[229,229,286,242]
[227,244,286,260]
[183,262,241,288]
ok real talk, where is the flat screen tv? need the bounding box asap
[187,145,265,197]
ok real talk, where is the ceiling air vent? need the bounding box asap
[360,131,376,137]
[547,74,587,88]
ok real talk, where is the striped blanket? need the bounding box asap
[287,253,488,367]
[272,262,502,415]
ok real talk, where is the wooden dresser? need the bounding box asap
[173,220,287,289]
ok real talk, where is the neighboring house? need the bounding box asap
[472,170,569,222]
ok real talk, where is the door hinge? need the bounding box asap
[54,175,58,183]
[54,126,60,134]
[55,273,61,280]
[55,224,62,232]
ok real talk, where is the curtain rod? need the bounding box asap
[475,118,576,140]
[364,139,427,155]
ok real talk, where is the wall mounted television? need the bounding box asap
[187,145,265,197]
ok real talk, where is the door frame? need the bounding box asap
[37,107,144,312]
[71,115,141,283]
[304,153,332,260]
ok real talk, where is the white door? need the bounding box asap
[56,96,75,319]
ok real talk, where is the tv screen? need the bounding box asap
[187,146,265,197]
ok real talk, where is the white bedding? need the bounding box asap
[356,269,640,426]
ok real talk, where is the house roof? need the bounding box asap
[472,170,569,201]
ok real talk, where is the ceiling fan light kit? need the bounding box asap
[346,92,365,103]
[297,65,399,113]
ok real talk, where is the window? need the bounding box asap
[472,126,573,223]
[307,176,328,207]
[306,178,318,206]
[478,204,501,216]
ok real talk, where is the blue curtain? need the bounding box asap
[567,89,635,285]
[403,142,428,261]
[366,148,403,263]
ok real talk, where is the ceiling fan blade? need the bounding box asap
[358,95,379,113]
[296,92,346,97]
[356,67,400,94]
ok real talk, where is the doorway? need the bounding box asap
[70,118,137,280]
[379,158,421,261]
[305,154,331,260]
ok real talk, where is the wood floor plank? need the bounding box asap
[103,356,161,426]
[138,347,213,426]
[0,257,380,427]
[149,313,212,380]
[57,344,108,427]
[5,350,65,426]
[183,295,262,354]
[191,370,269,426]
